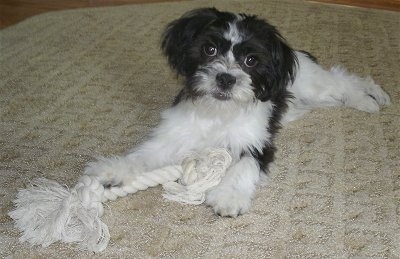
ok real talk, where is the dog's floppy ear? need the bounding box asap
[262,31,297,101]
[266,31,297,100]
[247,18,297,101]
[161,8,220,76]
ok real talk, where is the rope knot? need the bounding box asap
[75,175,105,214]
[162,148,232,204]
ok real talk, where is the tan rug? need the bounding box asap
[1,0,399,257]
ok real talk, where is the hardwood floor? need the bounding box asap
[312,0,400,12]
[0,0,399,29]
[0,0,183,29]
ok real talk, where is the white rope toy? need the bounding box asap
[9,148,232,252]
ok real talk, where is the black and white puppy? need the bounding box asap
[85,8,390,217]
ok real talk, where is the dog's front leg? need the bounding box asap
[205,155,261,217]
[83,128,185,189]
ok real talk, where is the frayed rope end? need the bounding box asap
[8,177,109,252]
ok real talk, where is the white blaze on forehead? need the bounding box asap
[225,50,236,65]
[224,22,243,46]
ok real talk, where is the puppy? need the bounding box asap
[85,8,390,217]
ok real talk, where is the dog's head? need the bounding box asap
[162,8,296,104]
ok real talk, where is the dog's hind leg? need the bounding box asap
[282,51,391,123]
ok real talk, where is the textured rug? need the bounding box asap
[1,0,399,257]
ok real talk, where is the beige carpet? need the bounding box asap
[1,0,399,257]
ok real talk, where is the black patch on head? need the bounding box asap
[162,8,239,103]
[233,15,297,102]
[161,8,236,77]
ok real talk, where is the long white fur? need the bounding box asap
[283,52,391,123]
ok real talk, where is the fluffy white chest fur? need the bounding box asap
[154,99,273,162]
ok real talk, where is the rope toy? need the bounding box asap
[8,148,232,252]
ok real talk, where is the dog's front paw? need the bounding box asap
[206,187,252,217]
[84,156,139,187]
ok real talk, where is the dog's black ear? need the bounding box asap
[161,8,221,76]
[245,17,297,101]
[265,31,297,101]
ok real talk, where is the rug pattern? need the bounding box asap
[0,0,399,257]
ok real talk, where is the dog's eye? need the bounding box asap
[244,55,258,68]
[203,44,217,57]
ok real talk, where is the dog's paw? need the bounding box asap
[347,77,391,113]
[206,187,252,217]
[364,77,391,106]
[349,94,381,113]
[84,156,139,187]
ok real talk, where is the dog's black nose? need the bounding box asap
[216,73,236,90]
